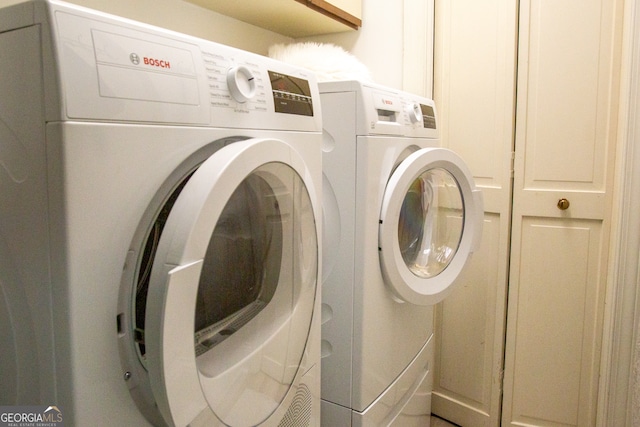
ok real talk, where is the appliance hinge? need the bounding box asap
[510,151,516,178]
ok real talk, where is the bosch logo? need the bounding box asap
[129,53,171,69]
[383,99,393,105]
[143,57,171,69]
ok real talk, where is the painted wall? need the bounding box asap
[297,0,405,88]
[0,0,292,54]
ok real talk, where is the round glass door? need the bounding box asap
[194,162,317,426]
[398,168,464,279]
[139,139,318,427]
[379,147,483,306]
[193,169,284,356]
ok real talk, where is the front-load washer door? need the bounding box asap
[143,138,318,427]
[379,147,483,306]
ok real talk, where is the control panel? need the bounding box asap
[53,7,320,130]
[203,52,268,111]
[202,54,314,116]
[369,90,436,130]
[311,81,441,138]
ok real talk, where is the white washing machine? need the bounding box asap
[320,80,483,426]
[0,1,322,425]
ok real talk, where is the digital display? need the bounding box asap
[420,104,437,129]
[268,71,314,117]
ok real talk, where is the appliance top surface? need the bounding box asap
[319,80,439,138]
[2,0,322,132]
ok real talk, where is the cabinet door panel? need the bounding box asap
[432,0,516,425]
[518,0,615,193]
[504,218,605,426]
[503,0,623,425]
[434,213,502,426]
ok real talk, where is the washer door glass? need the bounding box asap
[143,139,318,427]
[379,147,483,306]
[398,168,463,278]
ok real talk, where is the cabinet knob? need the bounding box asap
[557,198,570,210]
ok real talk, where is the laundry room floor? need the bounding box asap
[430,415,460,427]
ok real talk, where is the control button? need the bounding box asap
[226,66,256,103]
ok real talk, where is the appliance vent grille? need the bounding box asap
[278,384,312,427]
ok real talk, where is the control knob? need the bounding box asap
[407,102,423,124]
[227,66,256,103]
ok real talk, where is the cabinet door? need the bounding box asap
[502,0,624,425]
[185,0,361,37]
[305,0,362,27]
[432,0,517,425]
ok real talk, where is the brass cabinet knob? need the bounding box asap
[557,198,570,210]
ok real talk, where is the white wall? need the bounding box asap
[297,0,405,88]
[0,0,292,54]
[296,0,433,96]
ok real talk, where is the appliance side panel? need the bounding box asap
[319,90,358,409]
[0,23,56,405]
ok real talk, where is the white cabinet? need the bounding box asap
[432,1,516,425]
[503,1,623,425]
[433,0,624,425]
[307,0,361,27]
[185,0,362,37]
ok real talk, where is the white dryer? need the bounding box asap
[320,81,483,426]
[0,1,322,426]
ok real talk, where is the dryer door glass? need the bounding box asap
[140,139,318,427]
[193,172,282,355]
[398,168,463,279]
[194,162,317,426]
